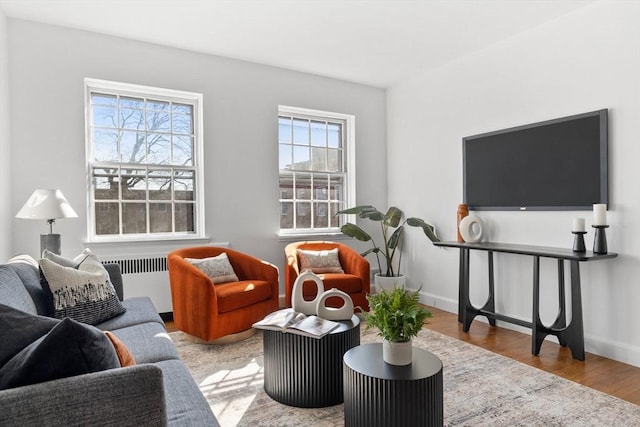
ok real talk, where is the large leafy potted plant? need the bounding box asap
[363,285,433,365]
[336,205,439,289]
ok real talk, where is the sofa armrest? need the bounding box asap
[0,364,167,426]
[104,263,124,301]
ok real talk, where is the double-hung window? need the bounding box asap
[278,106,355,235]
[85,78,204,241]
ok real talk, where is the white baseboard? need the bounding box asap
[418,290,640,368]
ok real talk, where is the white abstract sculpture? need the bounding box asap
[316,288,354,321]
[291,270,325,315]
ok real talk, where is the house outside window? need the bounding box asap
[84,78,204,241]
[278,105,355,235]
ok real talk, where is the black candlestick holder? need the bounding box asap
[593,225,609,255]
[572,231,586,252]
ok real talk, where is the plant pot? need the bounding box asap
[382,339,413,365]
[374,273,406,292]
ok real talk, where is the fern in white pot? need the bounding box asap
[363,286,433,365]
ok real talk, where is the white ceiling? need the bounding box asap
[0,0,592,88]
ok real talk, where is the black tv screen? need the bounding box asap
[463,109,608,211]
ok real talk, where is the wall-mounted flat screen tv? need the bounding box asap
[463,109,608,211]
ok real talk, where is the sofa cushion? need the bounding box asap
[0,266,37,314]
[154,359,219,426]
[297,248,345,274]
[186,252,239,284]
[39,255,126,325]
[0,304,59,367]
[0,317,120,390]
[215,280,272,313]
[107,322,180,364]
[94,297,164,331]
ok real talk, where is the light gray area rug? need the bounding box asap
[171,326,639,426]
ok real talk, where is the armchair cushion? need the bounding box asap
[186,252,239,284]
[297,248,345,274]
[216,280,273,313]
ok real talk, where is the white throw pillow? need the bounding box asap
[297,248,344,274]
[186,252,239,284]
[39,249,126,325]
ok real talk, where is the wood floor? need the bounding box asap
[166,306,640,406]
[423,306,640,406]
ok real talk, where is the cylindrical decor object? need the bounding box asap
[457,204,469,242]
[593,225,608,255]
[572,232,586,252]
[382,339,413,366]
[572,218,585,232]
[593,204,607,226]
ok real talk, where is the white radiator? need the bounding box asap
[101,253,173,313]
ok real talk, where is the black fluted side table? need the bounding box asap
[262,311,360,408]
[343,343,443,427]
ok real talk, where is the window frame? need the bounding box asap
[84,78,205,243]
[278,105,356,237]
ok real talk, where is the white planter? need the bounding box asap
[382,339,413,365]
[374,273,406,292]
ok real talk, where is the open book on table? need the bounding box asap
[253,309,340,339]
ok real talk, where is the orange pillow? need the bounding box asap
[104,331,136,367]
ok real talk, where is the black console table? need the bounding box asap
[433,241,617,360]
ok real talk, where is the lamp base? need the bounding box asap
[40,234,61,256]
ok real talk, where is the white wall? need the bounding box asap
[388,1,640,366]
[0,8,11,260]
[6,19,386,279]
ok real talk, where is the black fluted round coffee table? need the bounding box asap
[343,343,443,427]
[262,311,360,408]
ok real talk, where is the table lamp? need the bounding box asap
[16,189,78,255]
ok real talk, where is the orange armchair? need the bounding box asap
[168,246,279,342]
[285,241,370,312]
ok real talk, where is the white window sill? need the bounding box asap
[82,236,227,257]
[277,231,352,243]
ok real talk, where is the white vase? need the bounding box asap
[316,288,354,320]
[374,273,406,292]
[382,339,413,366]
[292,270,324,315]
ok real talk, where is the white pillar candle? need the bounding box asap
[593,204,607,226]
[573,218,585,232]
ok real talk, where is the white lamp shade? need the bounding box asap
[16,189,78,220]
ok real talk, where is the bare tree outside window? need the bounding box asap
[86,79,203,240]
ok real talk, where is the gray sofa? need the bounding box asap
[0,257,219,427]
